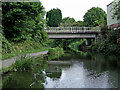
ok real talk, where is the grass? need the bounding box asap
[2,47,48,60]
[11,56,34,71]
[2,55,47,74]
[2,67,13,74]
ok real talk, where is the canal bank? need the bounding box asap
[0,50,48,70]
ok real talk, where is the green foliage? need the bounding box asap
[91,30,120,55]
[83,7,107,27]
[2,39,49,60]
[12,40,43,53]
[107,30,119,44]
[2,2,49,59]
[2,34,12,54]
[71,21,83,27]
[62,17,75,23]
[59,17,83,27]
[112,1,120,20]
[68,39,86,52]
[12,56,33,71]
[11,55,46,71]
[48,47,64,60]
[60,17,75,27]
[101,26,108,39]
[92,26,101,30]
[46,39,87,52]
[2,55,47,88]
[2,57,47,88]
[2,2,48,42]
[48,39,75,50]
[2,71,45,88]
[46,8,62,27]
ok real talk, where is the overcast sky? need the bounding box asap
[40,0,114,21]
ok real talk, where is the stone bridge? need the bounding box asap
[45,27,101,45]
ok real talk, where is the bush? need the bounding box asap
[68,39,86,52]
[101,25,108,39]
[12,55,45,71]
[48,47,64,60]
[12,40,43,53]
[2,34,12,54]
[107,30,120,44]
[12,56,33,71]
[91,30,120,55]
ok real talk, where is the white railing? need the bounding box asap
[45,27,101,33]
[46,27,100,30]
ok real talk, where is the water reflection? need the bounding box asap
[44,53,119,88]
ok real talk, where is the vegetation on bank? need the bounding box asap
[2,2,48,60]
[91,29,120,55]
[2,36,48,60]
[48,47,64,60]
[2,2,48,42]
[2,56,45,73]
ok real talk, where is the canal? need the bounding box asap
[2,52,120,88]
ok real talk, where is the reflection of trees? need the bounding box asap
[83,53,119,88]
[46,72,61,80]
[118,69,120,89]
[83,53,118,73]
[2,72,44,88]
[46,64,71,80]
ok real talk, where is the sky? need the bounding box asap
[40,0,114,21]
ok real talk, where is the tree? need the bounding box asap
[46,8,62,27]
[83,7,107,27]
[2,2,48,42]
[113,1,120,20]
[72,21,83,27]
[60,17,75,27]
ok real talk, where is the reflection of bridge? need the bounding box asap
[45,27,101,45]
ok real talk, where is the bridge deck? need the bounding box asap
[48,34,96,39]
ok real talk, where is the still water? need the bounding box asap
[2,52,120,88]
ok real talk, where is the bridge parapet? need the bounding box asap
[45,27,101,33]
[46,27,100,30]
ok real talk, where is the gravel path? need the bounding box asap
[0,50,48,70]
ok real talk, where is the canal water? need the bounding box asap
[2,52,120,88]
